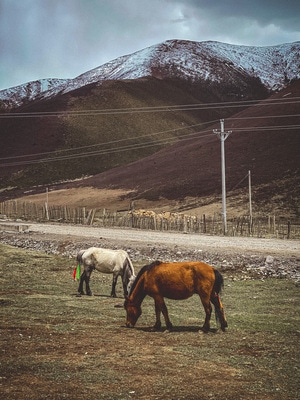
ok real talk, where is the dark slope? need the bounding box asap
[0,78,226,187]
[60,81,300,207]
[1,75,266,189]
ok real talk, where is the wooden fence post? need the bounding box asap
[45,202,49,220]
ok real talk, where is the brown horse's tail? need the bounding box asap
[213,269,224,295]
[211,269,227,331]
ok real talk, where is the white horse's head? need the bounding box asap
[127,274,136,295]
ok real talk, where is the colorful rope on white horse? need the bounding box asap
[73,263,81,281]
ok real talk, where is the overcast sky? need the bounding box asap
[0,0,299,90]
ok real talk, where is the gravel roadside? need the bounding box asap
[1,221,300,281]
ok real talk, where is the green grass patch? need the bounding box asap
[0,243,299,399]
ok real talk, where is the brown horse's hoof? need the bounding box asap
[200,326,210,334]
[150,327,158,332]
[150,323,162,331]
[220,321,228,331]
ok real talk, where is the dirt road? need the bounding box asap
[1,221,299,280]
[26,222,300,255]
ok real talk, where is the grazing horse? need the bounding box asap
[124,260,227,332]
[76,247,135,298]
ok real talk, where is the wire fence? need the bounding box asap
[0,200,299,239]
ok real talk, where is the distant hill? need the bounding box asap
[57,80,300,217]
[0,40,299,216]
[1,40,299,110]
[0,77,239,188]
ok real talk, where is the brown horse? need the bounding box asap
[124,260,227,332]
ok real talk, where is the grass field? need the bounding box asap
[0,243,299,399]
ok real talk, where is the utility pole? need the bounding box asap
[214,119,232,235]
[248,170,253,234]
[45,187,49,221]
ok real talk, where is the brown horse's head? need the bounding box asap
[124,297,141,328]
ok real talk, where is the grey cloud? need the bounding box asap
[0,0,299,90]
[175,0,300,30]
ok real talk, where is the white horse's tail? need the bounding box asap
[124,256,136,295]
[125,256,135,276]
[76,249,86,264]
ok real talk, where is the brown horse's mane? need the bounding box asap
[129,260,161,295]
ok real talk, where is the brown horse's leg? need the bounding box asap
[153,297,173,331]
[211,293,228,331]
[199,295,212,333]
[153,299,162,330]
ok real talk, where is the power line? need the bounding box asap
[230,173,249,191]
[1,121,299,164]
[231,124,300,132]
[1,96,300,118]
[0,120,217,161]
[0,95,299,167]
[0,130,216,167]
[1,113,299,162]
[1,122,299,168]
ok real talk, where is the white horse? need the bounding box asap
[76,247,135,298]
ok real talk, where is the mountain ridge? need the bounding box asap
[1,39,299,110]
[74,40,299,89]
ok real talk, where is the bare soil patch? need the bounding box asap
[12,187,183,214]
[8,176,300,219]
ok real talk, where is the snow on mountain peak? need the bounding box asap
[0,78,72,110]
[65,39,300,94]
[1,40,299,110]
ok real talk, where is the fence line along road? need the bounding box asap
[1,200,299,239]
[14,222,299,256]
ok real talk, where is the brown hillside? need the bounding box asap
[0,78,240,188]
[1,81,299,218]
[50,80,299,216]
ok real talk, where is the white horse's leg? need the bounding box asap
[77,271,86,296]
[85,268,93,296]
[111,273,118,297]
[122,279,128,297]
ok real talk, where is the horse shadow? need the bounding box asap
[134,326,220,333]
[94,294,124,299]
[72,293,124,300]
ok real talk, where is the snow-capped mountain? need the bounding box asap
[73,40,300,91]
[0,78,72,110]
[1,40,299,110]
